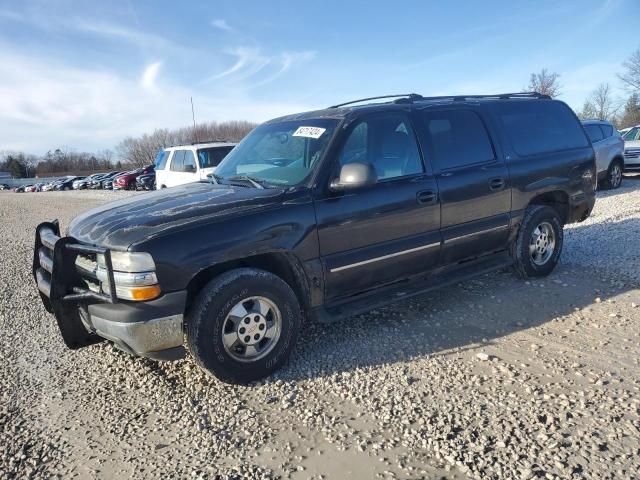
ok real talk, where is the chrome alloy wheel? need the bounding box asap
[221,296,282,362]
[609,163,622,188]
[529,221,556,266]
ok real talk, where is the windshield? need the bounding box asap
[198,146,234,169]
[623,127,639,141]
[215,119,338,186]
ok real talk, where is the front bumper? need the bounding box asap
[33,220,186,360]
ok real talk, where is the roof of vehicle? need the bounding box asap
[266,92,554,124]
[164,141,236,150]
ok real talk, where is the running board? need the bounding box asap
[314,252,513,323]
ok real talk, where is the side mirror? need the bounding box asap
[329,162,377,191]
[183,164,196,173]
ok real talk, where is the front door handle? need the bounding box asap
[489,177,505,191]
[417,190,437,205]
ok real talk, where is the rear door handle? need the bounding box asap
[489,178,505,191]
[417,190,437,205]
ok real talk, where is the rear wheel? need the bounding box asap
[604,160,623,189]
[511,205,563,278]
[186,268,302,384]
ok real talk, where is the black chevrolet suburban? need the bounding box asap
[33,92,596,384]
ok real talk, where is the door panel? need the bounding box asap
[416,107,511,264]
[315,112,441,301]
[317,176,441,300]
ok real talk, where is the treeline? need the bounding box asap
[1,120,256,178]
[115,120,256,168]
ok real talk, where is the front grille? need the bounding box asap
[624,149,640,160]
[33,221,118,305]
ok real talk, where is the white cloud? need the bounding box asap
[0,46,317,154]
[141,61,162,89]
[211,19,232,31]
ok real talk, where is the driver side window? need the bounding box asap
[338,114,423,180]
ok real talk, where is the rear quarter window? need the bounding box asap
[492,101,589,157]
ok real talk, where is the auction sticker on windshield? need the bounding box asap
[292,126,326,139]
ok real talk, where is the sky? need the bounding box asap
[0,0,638,155]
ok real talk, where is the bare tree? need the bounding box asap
[581,83,618,121]
[116,121,256,168]
[526,68,562,97]
[619,47,640,92]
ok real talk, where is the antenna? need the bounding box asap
[190,97,199,143]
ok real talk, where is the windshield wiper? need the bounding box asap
[207,173,223,184]
[226,175,266,189]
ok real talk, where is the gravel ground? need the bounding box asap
[1,183,639,480]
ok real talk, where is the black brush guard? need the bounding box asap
[33,220,116,349]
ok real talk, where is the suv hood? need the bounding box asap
[625,140,640,149]
[68,182,285,249]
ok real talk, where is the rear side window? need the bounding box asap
[170,150,185,172]
[493,101,589,156]
[419,109,495,170]
[601,124,614,137]
[198,146,234,169]
[584,124,604,143]
[154,150,169,170]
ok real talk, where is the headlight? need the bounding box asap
[96,251,160,301]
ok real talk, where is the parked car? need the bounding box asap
[622,125,640,173]
[113,166,154,190]
[136,172,156,190]
[73,173,105,190]
[33,92,596,384]
[155,142,235,189]
[581,120,625,189]
[0,183,11,190]
[55,176,84,191]
[42,180,61,192]
[14,185,29,192]
[90,171,123,190]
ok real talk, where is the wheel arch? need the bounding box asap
[528,190,570,224]
[184,252,311,317]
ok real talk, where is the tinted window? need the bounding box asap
[198,146,234,169]
[170,150,185,172]
[601,124,614,137]
[584,124,604,143]
[154,150,169,170]
[493,101,589,156]
[338,114,423,180]
[183,151,196,170]
[420,109,495,169]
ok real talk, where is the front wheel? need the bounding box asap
[186,268,302,384]
[511,205,564,278]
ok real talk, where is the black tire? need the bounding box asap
[603,159,623,190]
[511,205,563,279]
[186,268,302,384]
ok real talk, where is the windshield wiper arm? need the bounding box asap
[207,173,223,184]
[226,175,266,189]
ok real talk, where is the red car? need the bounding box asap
[113,165,154,190]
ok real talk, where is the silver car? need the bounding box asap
[582,120,625,189]
[622,125,640,174]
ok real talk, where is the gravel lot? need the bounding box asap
[1,182,639,480]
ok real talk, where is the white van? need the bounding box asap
[154,142,236,189]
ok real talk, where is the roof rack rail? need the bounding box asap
[166,139,232,148]
[329,93,423,109]
[414,91,551,102]
[328,92,550,109]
